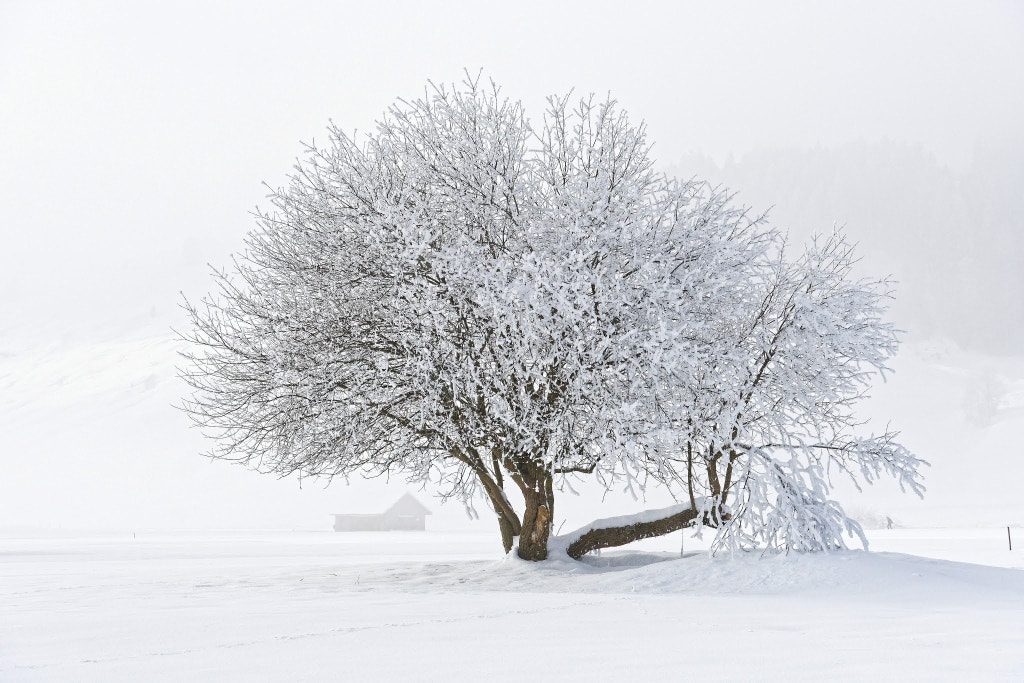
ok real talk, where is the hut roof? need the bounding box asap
[384,492,432,517]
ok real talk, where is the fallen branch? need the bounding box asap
[556,503,701,561]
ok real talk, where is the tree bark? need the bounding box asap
[565,507,699,560]
[483,487,521,555]
[707,445,722,498]
[518,494,552,561]
[471,457,522,554]
[516,473,554,561]
[496,513,517,554]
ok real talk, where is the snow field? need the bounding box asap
[2,530,1022,682]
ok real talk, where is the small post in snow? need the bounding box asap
[1009,526,1013,551]
[680,529,685,558]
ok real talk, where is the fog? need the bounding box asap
[669,140,1024,353]
[1,1,1022,532]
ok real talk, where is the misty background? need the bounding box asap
[2,1,1022,534]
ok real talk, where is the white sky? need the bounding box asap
[2,0,1022,344]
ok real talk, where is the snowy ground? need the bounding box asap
[2,529,1022,681]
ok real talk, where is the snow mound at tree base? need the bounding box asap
[347,548,1024,604]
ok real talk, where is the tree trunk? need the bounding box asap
[484,490,521,555]
[566,507,699,560]
[517,475,553,561]
[496,512,517,554]
[475,464,522,555]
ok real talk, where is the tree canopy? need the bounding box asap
[180,75,924,560]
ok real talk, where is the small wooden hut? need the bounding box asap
[332,493,432,531]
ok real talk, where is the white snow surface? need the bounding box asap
[2,529,1022,682]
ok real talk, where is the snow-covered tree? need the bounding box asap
[180,75,924,560]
